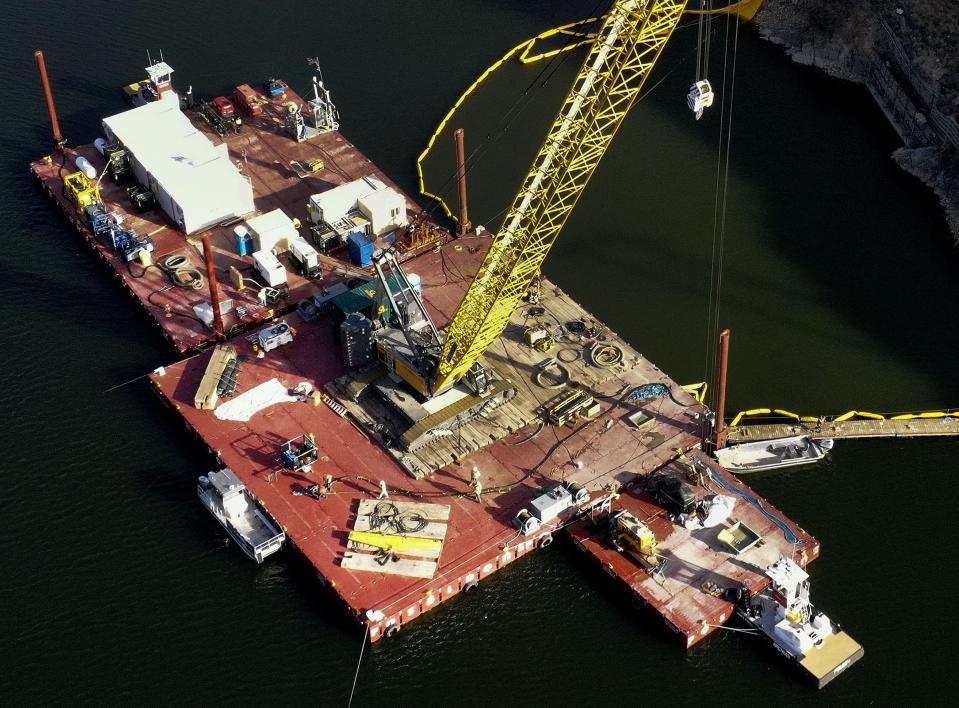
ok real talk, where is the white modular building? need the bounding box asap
[102,94,255,234]
[308,174,407,236]
[357,187,406,236]
[245,209,298,253]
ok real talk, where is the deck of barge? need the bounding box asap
[31,83,448,353]
[566,450,819,648]
[148,238,821,644]
[32,69,832,660]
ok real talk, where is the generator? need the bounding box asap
[530,484,573,523]
[610,509,664,572]
[289,236,322,278]
[103,142,132,182]
[63,171,98,211]
[280,434,318,471]
[84,204,117,236]
[127,185,156,212]
[310,224,341,254]
[111,229,155,262]
[256,321,294,352]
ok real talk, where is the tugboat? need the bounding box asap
[197,468,286,563]
[726,557,863,688]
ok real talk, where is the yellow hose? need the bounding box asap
[416,2,764,218]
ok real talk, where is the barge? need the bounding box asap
[31,24,859,685]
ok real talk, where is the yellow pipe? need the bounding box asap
[348,531,441,553]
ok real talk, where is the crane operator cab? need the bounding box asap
[687,79,714,120]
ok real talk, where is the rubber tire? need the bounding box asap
[539,534,554,549]
[463,580,479,593]
[385,624,400,638]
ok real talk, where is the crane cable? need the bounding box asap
[703,9,741,405]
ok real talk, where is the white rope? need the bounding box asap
[346,625,369,708]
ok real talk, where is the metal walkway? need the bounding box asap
[727,416,959,443]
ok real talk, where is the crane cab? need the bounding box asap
[687,79,714,120]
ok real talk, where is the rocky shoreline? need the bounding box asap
[754,0,959,244]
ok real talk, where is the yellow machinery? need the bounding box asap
[611,509,663,570]
[548,389,600,427]
[523,326,554,352]
[431,0,687,394]
[63,171,99,211]
[366,1,691,451]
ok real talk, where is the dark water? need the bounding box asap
[3,1,957,704]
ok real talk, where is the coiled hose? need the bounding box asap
[158,254,205,289]
[588,343,624,368]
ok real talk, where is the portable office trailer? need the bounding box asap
[102,95,254,234]
[307,174,388,226]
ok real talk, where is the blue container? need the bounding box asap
[347,232,374,267]
[235,232,253,256]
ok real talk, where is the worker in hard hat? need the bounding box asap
[469,469,483,503]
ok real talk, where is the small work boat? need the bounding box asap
[197,468,286,563]
[714,435,833,473]
[725,557,863,688]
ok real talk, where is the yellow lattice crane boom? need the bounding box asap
[432,0,687,393]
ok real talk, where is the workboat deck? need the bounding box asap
[31,83,448,353]
[566,451,820,648]
[800,631,864,688]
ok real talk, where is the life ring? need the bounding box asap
[463,580,479,593]
[385,624,400,638]
[539,534,553,549]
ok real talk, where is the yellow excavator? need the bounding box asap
[367,1,754,450]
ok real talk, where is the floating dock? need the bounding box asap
[33,64,856,686]
[727,415,959,443]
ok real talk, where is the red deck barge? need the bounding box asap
[31,70,824,650]
[566,450,819,648]
[30,83,447,353]
[148,236,819,644]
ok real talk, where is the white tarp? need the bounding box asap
[680,495,736,530]
[215,378,300,422]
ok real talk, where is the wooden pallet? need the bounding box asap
[341,499,452,578]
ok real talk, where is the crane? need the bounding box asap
[435,0,687,393]
[367,0,689,451]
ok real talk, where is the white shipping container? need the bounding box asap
[252,249,288,288]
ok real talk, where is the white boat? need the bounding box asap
[726,557,863,688]
[197,468,285,563]
[714,435,833,473]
